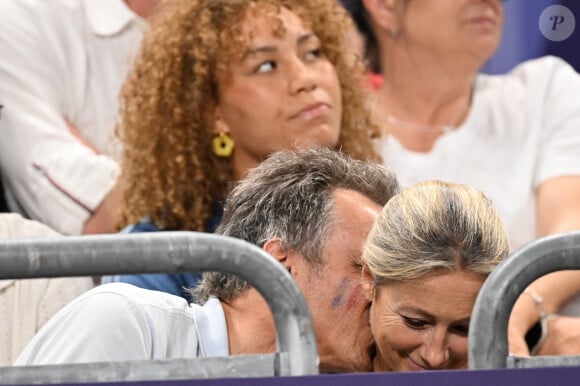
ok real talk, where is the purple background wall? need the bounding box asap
[36,366,580,386]
[483,0,580,74]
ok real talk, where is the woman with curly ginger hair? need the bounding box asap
[103,0,381,299]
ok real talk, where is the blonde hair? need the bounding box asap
[363,180,509,283]
[116,0,380,231]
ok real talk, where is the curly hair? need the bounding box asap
[117,0,381,231]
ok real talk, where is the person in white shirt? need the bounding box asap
[15,148,400,373]
[0,0,161,235]
[347,0,580,356]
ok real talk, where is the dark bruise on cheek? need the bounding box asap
[331,293,344,308]
[331,278,349,308]
[331,278,363,310]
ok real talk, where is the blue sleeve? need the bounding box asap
[102,273,201,302]
[101,220,201,302]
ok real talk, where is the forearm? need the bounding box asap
[526,271,580,314]
[532,175,580,310]
[509,176,580,354]
[509,272,580,344]
[3,150,120,235]
[509,59,580,354]
[82,182,121,234]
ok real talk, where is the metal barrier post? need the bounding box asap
[468,230,580,369]
[0,232,318,383]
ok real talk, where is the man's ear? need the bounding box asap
[263,239,301,277]
[361,258,375,301]
[263,238,288,264]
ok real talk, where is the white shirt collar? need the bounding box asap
[193,297,229,357]
[84,0,143,37]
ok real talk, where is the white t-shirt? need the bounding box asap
[0,0,146,234]
[14,283,229,365]
[378,56,580,251]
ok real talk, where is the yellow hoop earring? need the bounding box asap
[212,132,235,158]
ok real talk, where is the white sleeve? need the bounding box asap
[528,57,580,186]
[14,289,154,365]
[0,1,118,235]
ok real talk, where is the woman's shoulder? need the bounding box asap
[472,56,580,119]
[477,56,578,91]
[510,56,578,85]
[511,55,575,72]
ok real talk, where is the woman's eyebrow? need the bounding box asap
[241,33,317,61]
[243,45,277,60]
[397,306,434,319]
[297,33,316,45]
[455,317,471,325]
[398,307,473,325]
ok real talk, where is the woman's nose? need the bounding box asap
[288,59,317,95]
[420,330,450,369]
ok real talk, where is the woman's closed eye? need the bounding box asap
[402,316,428,330]
[451,324,469,336]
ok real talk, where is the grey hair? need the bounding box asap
[193,147,399,303]
[363,180,509,284]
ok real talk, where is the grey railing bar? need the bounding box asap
[2,354,282,384]
[0,232,318,379]
[468,230,580,369]
[507,355,580,369]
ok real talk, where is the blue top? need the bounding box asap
[102,204,224,303]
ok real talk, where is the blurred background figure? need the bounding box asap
[0,0,162,235]
[363,180,509,371]
[342,0,580,356]
[0,214,92,365]
[103,0,380,300]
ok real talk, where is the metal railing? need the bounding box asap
[468,230,580,369]
[0,231,318,383]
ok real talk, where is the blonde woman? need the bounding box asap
[362,180,509,371]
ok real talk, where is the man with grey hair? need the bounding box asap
[16,148,399,373]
